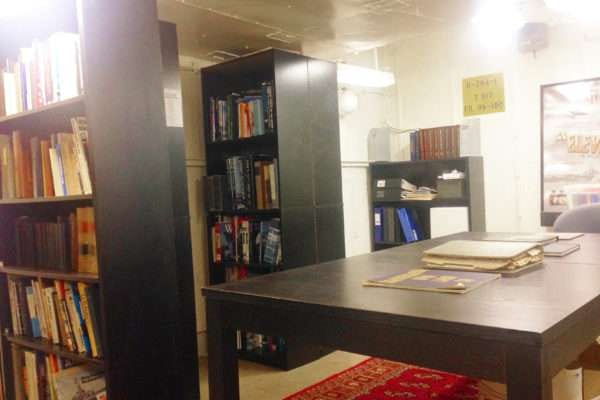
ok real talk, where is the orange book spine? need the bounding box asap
[40,140,55,197]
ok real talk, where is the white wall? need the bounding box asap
[390,23,600,232]
[339,90,385,257]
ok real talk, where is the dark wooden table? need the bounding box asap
[202,232,600,400]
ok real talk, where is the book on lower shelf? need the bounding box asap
[0,117,93,200]
[373,207,424,245]
[8,277,104,359]
[211,216,281,267]
[14,206,98,274]
[208,81,275,142]
[11,345,105,400]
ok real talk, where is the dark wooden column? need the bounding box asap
[78,0,198,398]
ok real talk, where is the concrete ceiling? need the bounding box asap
[156,0,480,63]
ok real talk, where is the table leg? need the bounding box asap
[207,299,240,400]
[506,344,553,400]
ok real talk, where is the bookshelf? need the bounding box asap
[370,157,485,250]
[201,49,345,370]
[0,1,198,399]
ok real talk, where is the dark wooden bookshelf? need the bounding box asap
[0,2,198,399]
[0,194,93,206]
[5,335,104,367]
[370,157,485,251]
[201,48,345,370]
[0,266,99,284]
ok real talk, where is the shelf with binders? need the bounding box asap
[370,157,485,252]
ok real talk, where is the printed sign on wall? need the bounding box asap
[462,73,505,117]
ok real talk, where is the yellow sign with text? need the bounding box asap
[463,73,505,117]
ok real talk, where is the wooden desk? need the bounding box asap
[202,232,600,400]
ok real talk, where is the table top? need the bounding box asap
[202,232,600,346]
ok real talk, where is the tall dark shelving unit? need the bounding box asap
[370,157,485,251]
[0,1,198,399]
[201,49,345,370]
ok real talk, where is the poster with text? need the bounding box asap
[542,78,600,220]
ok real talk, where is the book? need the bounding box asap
[409,125,461,161]
[70,117,93,194]
[557,232,584,240]
[54,365,106,400]
[0,134,16,199]
[364,268,500,294]
[544,242,581,257]
[208,82,275,142]
[482,234,558,246]
[423,240,544,275]
[1,33,82,116]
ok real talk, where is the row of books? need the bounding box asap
[227,156,278,210]
[211,217,281,266]
[409,125,460,161]
[14,207,98,274]
[240,332,285,356]
[206,156,279,211]
[1,32,83,117]
[0,117,93,199]
[208,81,275,142]
[374,207,424,244]
[8,278,104,359]
[11,347,105,400]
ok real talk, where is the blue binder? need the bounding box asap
[374,207,384,243]
[397,208,416,243]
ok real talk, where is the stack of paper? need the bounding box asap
[422,240,544,275]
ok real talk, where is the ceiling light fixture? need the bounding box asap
[0,0,44,18]
[472,0,525,48]
[337,64,395,88]
[545,0,600,23]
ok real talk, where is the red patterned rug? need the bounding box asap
[284,358,506,400]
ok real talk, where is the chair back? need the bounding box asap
[553,204,600,233]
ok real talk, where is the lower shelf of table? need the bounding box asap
[238,349,287,369]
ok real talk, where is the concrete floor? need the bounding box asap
[199,351,600,400]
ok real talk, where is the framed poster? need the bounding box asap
[541,77,600,226]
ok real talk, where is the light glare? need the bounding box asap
[472,0,525,48]
[545,0,600,23]
[337,64,395,88]
[0,0,44,18]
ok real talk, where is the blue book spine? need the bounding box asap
[398,208,416,243]
[374,207,384,243]
[70,282,92,355]
[407,209,423,240]
[26,287,41,338]
[55,143,68,195]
